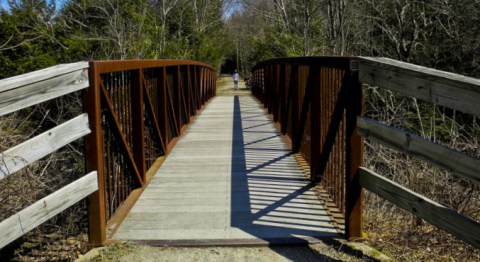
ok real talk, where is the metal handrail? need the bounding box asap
[251,56,480,248]
[85,59,216,245]
[250,57,364,239]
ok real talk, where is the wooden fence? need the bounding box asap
[358,57,480,249]
[0,59,216,248]
[0,62,97,249]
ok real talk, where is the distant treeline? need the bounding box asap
[229,0,480,78]
[0,0,230,78]
[1,0,480,79]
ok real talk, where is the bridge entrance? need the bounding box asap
[110,77,340,245]
[2,57,478,251]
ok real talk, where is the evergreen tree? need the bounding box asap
[0,0,62,78]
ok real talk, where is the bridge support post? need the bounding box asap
[85,61,107,246]
[159,67,169,149]
[132,68,146,183]
[345,61,364,240]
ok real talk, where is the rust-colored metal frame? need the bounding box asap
[250,57,363,239]
[85,60,215,246]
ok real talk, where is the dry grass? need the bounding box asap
[362,86,480,261]
[0,92,90,261]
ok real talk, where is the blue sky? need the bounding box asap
[1,0,240,15]
[223,1,243,19]
[1,0,66,11]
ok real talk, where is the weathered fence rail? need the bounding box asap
[0,62,98,249]
[358,57,480,248]
[251,56,480,248]
[0,59,216,248]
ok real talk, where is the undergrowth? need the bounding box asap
[0,92,89,261]
[362,86,480,261]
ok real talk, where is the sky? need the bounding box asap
[223,1,243,19]
[1,0,66,11]
[1,0,240,16]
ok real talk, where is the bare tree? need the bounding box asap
[62,0,152,59]
[325,0,348,55]
[150,0,180,57]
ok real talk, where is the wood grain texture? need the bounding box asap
[0,114,91,179]
[359,167,480,248]
[359,57,480,116]
[0,171,98,249]
[0,62,88,92]
[357,116,480,184]
[0,62,89,116]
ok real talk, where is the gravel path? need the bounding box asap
[79,242,373,261]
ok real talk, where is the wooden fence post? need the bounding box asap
[85,61,106,246]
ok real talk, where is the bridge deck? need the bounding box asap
[111,92,341,245]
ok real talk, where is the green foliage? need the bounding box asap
[224,0,328,74]
[1,0,480,78]
[160,0,227,67]
[0,0,232,78]
[0,0,61,78]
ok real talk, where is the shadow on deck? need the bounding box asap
[110,92,341,245]
[230,96,339,245]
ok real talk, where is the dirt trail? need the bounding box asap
[216,75,251,96]
[78,242,376,262]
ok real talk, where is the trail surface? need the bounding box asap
[78,76,386,262]
[79,242,369,261]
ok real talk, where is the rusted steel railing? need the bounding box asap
[85,60,215,245]
[250,57,363,239]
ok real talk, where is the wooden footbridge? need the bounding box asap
[0,57,479,249]
[112,94,340,244]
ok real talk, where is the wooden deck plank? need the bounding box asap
[111,95,341,245]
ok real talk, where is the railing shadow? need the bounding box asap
[230,96,340,248]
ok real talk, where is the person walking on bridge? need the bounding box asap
[233,70,239,91]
